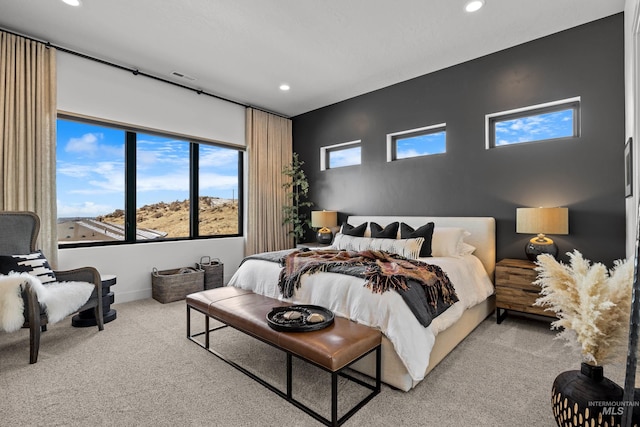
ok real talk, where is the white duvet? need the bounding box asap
[227,254,494,382]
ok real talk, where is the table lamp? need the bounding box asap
[516,207,569,261]
[311,210,337,244]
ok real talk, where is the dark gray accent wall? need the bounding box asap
[292,14,625,266]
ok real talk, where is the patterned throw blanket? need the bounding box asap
[267,249,458,327]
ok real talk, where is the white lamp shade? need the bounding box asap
[516,207,569,235]
[311,210,337,228]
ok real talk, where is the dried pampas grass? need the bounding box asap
[534,250,633,366]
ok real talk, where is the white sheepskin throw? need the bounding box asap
[0,272,94,333]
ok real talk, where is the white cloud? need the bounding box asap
[62,133,124,160]
[136,174,190,192]
[199,172,238,190]
[57,200,116,217]
[57,163,96,178]
[199,147,239,167]
[65,133,101,155]
[137,142,190,168]
[397,148,430,159]
[136,150,159,166]
[58,161,125,195]
[330,148,361,168]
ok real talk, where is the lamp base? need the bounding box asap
[316,227,333,245]
[525,235,558,261]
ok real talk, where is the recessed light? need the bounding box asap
[62,0,81,6]
[465,0,484,12]
[279,84,290,91]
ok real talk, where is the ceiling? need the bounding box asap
[0,0,625,117]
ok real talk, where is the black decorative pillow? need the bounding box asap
[0,251,57,284]
[341,222,367,237]
[400,222,435,257]
[370,222,399,239]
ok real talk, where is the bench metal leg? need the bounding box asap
[186,305,227,349]
[205,315,210,349]
[186,304,381,427]
[286,353,293,399]
[331,372,338,426]
[186,305,191,338]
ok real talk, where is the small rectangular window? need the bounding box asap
[387,124,446,161]
[320,140,361,170]
[486,97,580,149]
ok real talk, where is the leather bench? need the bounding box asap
[186,286,381,427]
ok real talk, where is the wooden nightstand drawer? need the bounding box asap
[495,258,554,323]
[496,260,540,293]
[495,286,549,317]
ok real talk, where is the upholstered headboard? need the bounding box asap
[346,216,496,281]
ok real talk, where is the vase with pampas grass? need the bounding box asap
[534,250,638,427]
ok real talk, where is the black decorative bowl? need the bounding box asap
[267,305,334,332]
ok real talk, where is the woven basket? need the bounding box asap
[151,266,204,303]
[196,256,224,290]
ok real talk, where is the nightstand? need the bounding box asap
[296,242,331,249]
[495,258,555,324]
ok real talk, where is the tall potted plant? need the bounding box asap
[282,153,313,246]
[534,251,636,425]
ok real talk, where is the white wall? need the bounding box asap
[57,52,246,146]
[56,51,247,303]
[59,238,244,302]
[626,0,640,258]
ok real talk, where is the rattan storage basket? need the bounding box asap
[151,266,204,303]
[196,256,224,290]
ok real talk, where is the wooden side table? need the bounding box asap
[72,274,117,327]
[495,259,555,324]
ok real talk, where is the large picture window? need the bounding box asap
[56,116,242,246]
[486,97,580,148]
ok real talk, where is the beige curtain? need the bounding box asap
[245,108,293,255]
[0,32,58,266]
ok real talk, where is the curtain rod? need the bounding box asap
[0,27,290,119]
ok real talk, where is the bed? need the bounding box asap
[228,215,496,391]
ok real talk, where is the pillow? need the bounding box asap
[460,242,476,256]
[400,222,434,257]
[0,251,57,284]
[340,222,367,237]
[431,227,470,257]
[331,233,424,259]
[370,221,399,239]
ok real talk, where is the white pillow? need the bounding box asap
[460,242,476,256]
[431,227,470,257]
[330,233,424,259]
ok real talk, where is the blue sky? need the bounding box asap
[495,109,574,146]
[396,131,446,159]
[56,119,239,218]
[329,146,361,168]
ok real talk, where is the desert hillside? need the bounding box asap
[97,196,238,237]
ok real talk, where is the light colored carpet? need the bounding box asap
[0,298,628,426]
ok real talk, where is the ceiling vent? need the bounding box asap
[171,71,196,81]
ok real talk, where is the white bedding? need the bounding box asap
[227,253,494,382]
